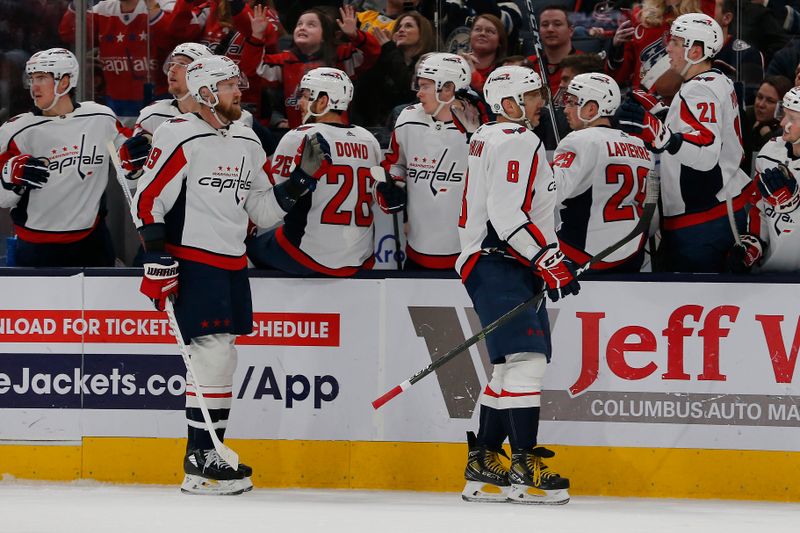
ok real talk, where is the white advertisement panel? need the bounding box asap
[1,275,800,452]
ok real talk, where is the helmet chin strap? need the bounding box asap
[303,96,330,125]
[430,90,455,121]
[680,43,706,78]
[202,91,232,127]
[786,121,800,145]
[498,97,534,130]
[34,77,69,113]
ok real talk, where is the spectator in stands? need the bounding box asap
[766,35,800,81]
[527,5,580,99]
[713,0,764,106]
[357,0,421,33]
[59,0,175,123]
[553,53,604,108]
[352,11,435,127]
[742,75,793,174]
[607,0,714,93]
[739,0,790,65]
[461,13,507,93]
[166,0,281,123]
[241,4,380,128]
[442,0,522,56]
[272,0,340,35]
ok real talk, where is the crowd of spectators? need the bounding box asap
[3,0,800,274]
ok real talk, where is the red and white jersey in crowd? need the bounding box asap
[456,122,558,278]
[0,103,128,243]
[134,99,253,136]
[553,126,654,269]
[132,113,284,270]
[59,0,175,116]
[748,138,800,272]
[382,104,469,268]
[660,69,750,230]
[267,122,381,275]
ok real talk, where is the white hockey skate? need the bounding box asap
[507,447,570,505]
[461,431,511,503]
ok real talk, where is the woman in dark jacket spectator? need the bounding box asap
[352,11,435,127]
[742,75,793,174]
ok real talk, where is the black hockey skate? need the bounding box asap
[507,447,570,505]
[181,449,249,495]
[461,431,511,503]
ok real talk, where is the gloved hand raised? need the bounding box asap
[119,134,152,180]
[531,244,581,302]
[1,154,49,193]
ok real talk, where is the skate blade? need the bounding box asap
[461,480,510,503]
[507,484,570,505]
[180,474,247,496]
[242,476,253,493]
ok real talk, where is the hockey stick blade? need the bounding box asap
[372,171,661,409]
[106,140,240,469]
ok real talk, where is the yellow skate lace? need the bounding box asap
[529,456,558,486]
[484,450,509,477]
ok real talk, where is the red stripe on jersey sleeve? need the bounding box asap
[522,151,539,214]
[0,139,22,172]
[137,146,187,225]
[679,98,715,147]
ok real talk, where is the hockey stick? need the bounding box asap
[523,0,560,144]
[372,170,661,410]
[370,166,403,269]
[106,141,240,469]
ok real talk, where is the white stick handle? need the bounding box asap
[106,141,239,468]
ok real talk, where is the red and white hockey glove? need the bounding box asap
[119,134,152,180]
[374,179,406,214]
[140,253,179,312]
[1,154,49,193]
[615,99,681,154]
[630,89,668,117]
[726,234,763,274]
[531,244,581,302]
[758,165,800,213]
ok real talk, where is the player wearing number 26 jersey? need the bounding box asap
[247,67,382,276]
[554,73,654,273]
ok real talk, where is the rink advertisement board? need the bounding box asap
[1,275,799,453]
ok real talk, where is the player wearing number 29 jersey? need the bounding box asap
[554,73,654,273]
[247,67,382,276]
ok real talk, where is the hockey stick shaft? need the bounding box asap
[372,171,660,410]
[106,141,239,468]
[523,0,560,144]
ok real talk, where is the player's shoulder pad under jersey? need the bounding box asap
[755,137,791,172]
[139,98,179,119]
[394,103,428,128]
[682,69,730,100]
[74,100,118,120]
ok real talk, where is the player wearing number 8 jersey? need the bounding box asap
[616,14,751,272]
[554,73,654,273]
[247,67,382,276]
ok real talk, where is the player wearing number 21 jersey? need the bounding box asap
[247,68,382,276]
[554,73,654,273]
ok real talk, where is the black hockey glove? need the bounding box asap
[725,234,763,274]
[1,154,50,194]
[758,165,800,214]
[119,134,152,180]
[374,179,406,214]
[274,133,332,212]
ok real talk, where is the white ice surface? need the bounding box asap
[0,481,797,533]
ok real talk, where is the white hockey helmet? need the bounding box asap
[163,42,213,74]
[670,13,723,64]
[299,67,353,123]
[776,86,800,141]
[185,55,247,107]
[567,72,620,120]
[483,66,543,122]
[414,53,471,92]
[25,48,79,111]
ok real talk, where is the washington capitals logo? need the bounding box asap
[407,148,464,197]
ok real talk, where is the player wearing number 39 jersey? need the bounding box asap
[554,73,654,273]
[247,67,382,276]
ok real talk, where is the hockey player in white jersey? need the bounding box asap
[247,67,389,276]
[555,73,654,273]
[132,55,331,494]
[120,42,276,184]
[616,13,751,273]
[457,66,578,505]
[730,87,800,273]
[379,53,471,270]
[0,48,128,267]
